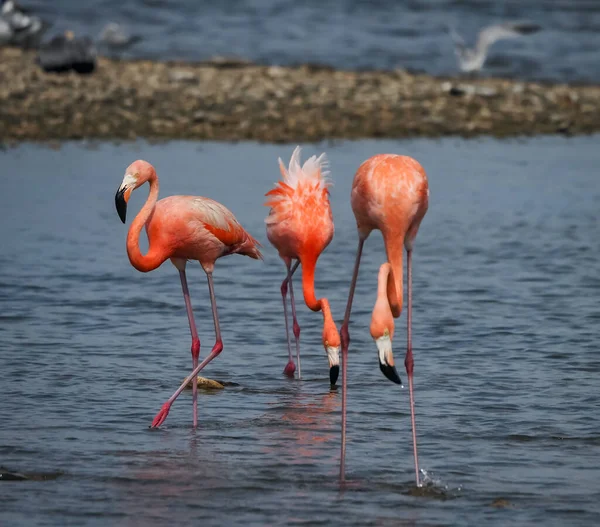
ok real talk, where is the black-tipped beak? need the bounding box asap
[379,361,402,385]
[329,365,339,386]
[115,187,127,223]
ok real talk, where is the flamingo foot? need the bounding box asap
[150,402,172,428]
[283,361,296,378]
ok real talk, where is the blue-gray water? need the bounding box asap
[23,0,600,83]
[1,137,600,525]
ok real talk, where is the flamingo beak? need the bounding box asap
[116,173,137,223]
[115,186,128,223]
[376,335,402,385]
[330,365,339,386]
[115,185,133,223]
[326,345,340,385]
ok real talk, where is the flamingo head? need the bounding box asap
[323,319,341,386]
[373,328,402,385]
[115,160,155,223]
[370,269,403,385]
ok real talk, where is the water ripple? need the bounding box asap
[0,137,599,526]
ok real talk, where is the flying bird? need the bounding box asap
[448,21,541,73]
[115,160,262,428]
[339,154,429,486]
[265,146,340,384]
[99,22,141,50]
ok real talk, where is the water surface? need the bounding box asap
[24,0,600,82]
[1,137,599,525]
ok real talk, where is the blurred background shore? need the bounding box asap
[1,0,600,143]
[2,47,599,143]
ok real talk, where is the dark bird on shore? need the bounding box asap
[447,21,541,73]
[0,0,48,48]
[37,30,97,74]
[99,22,141,50]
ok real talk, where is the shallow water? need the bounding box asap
[1,137,600,525]
[25,0,600,83]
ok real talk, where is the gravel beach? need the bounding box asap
[1,48,599,143]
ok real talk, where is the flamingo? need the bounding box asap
[339,154,429,485]
[114,159,262,428]
[264,146,340,385]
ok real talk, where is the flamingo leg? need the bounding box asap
[287,259,302,379]
[339,238,365,483]
[405,249,420,486]
[151,271,224,428]
[281,259,300,377]
[206,271,224,356]
[178,269,200,428]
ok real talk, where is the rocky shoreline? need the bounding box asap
[1,47,599,143]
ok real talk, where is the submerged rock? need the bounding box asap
[0,466,62,481]
[184,377,225,390]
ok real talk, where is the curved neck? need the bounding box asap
[370,262,395,338]
[301,254,321,312]
[126,173,165,273]
[320,297,339,341]
[301,255,340,345]
[383,233,404,318]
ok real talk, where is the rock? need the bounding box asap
[184,377,225,390]
[490,498,512,508]
[37,31,96,74]
[0,466,62,481]
[168,69,196,83]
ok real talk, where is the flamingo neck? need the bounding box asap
[301,254,322,312]
[370,263,395,339]
[126,172,165,273]
[300,254,340,344]
[383,233,404,318]
[320,298,341,346]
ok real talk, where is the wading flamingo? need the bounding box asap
[339,154,429,485]
[115,160,262,428]
[265,146,340,384]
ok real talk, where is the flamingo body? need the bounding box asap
[140,195,261,272]
[339,153,429,485]
[115,160,261,428]
[351,154,429,246]
[266,150,334,262]
[264,147,340,383]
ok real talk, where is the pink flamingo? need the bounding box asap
[115,160,262,428]
[264,146,340,384]
[339,154,429,485]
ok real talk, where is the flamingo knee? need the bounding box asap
[340,324,350,352]
[292,320,301,340]
[191,337,200,360]
[404,347,414,376]
[211,340,224,356]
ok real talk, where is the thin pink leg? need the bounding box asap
[287,260,302,379]
[281,259,300,377]
[339,238,364,483]
[405,249,420,486]
[179,270,200,428]
[151,271,224,428]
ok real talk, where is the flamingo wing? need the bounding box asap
[191,197,262,258]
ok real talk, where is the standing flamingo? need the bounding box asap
[114,160,262,428]
[265,146,340,385]
[339,154,429,485]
